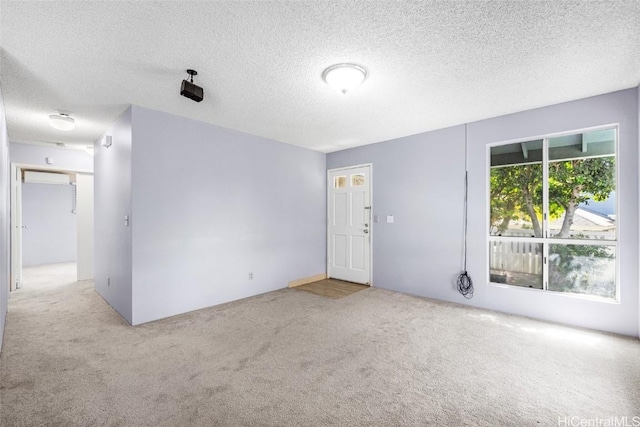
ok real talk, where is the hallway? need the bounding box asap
[0,263,128,425]
[20,262,79,290]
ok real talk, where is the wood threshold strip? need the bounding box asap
[288,273,327,288]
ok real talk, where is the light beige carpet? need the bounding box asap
[1,263,639,426]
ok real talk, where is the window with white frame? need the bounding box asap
[488,127,617,300]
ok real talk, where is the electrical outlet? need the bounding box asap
[248,272,254,280]
[107,277,111,287]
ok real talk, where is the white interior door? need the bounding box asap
[328,165,371,284]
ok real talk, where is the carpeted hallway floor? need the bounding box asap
[1,263,639,426]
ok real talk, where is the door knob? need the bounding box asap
[363,229,369,234]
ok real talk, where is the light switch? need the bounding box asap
[124,215,129,226]
[386,215,394,223]
[45,157,54,164]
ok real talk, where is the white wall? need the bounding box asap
[10,142,92,172]
[129,106,326,325]
[94,107,133,323]
[21,182,76,266]
[328,88,639,337]
[0,83,10,352]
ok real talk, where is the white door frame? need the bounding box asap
[10,164,22,291]
[327,163,373,285]
[75,173,94,281]
[10,162,93,290]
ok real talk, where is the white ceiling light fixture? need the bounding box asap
[322,63,367,94]
[49,111,75,131]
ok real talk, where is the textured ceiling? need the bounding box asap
[1,1,639,153]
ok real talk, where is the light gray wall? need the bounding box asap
[129,106,326,325]
[21,183,76,266]
[10,142,93,172]
[328,125,466,299]
[94,107,133,323]
[0,83,9,352]
[328,88,639,337]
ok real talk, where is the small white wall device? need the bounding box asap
[102,135,112,148]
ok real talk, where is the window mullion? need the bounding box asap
[542,137,549,290]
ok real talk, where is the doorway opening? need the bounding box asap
[10,164,94,292]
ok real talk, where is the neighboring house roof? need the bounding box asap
[549,207,615,230]
[579,192,616,217]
